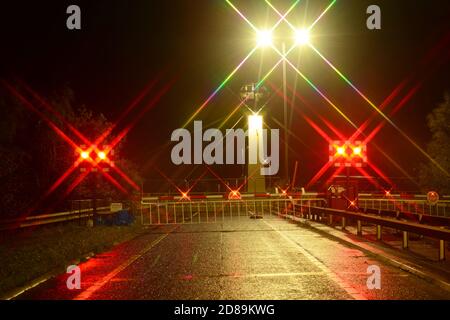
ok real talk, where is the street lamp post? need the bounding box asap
[252,28,312,192]
[282,41,289,183]
[255,29,311,186]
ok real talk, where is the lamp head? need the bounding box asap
[256,30,273,47]
[295,29,310,45]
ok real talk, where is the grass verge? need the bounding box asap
[0,221,144,298]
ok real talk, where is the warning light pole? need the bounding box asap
[328,141,368,210]
[77,144,114,226]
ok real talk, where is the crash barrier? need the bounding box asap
[288,205,449,261]
[0,199,115,230]
[360,207,450,227]
[358,197,450,217]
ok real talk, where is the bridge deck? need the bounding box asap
[18,216,450,300]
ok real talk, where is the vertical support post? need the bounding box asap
[308,204,311,219]
[342,217,346,230]
[357,220,362,236]
[238,202,241,219]
[157,203,161,224]
[165,203,168,224]
[346,166,350,210]
[282,41,289,181]
[92,172,98,227]
[439,240,446,261]
[148,203,151,226]
[376,225,382,241]
[181,203,185,223]
[198,203,201,223]
[140,201,143,226]
[174,203,177,224]
[245,201,248,217]
[402,231,409,249]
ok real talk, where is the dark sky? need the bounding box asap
[1,0,449,190]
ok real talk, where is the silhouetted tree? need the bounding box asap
[419,93,450,194]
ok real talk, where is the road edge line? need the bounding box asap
[73,226,176,300]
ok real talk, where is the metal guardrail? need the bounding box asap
[358,198,450,217]
[361,207,450,227]
[288,205,449,261]
[0,206,110,230]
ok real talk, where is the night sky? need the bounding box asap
[1,0,449,191]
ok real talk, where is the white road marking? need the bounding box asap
[74,226,176,300]
[263,220,367,300]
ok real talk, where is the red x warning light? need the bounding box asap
[329,141,367,168]
[77,144,114,172]
[228,190,242,200]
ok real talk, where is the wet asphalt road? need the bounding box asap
[17,215,450,300]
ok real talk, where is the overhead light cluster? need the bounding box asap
[256,28,310,48]
[256,30,273,47]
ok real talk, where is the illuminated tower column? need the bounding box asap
[247,114,266,193]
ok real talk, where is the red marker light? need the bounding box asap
[98,151,106,160]
[229,190,241,200]
[353,147,362,156]
[180,192,191,201]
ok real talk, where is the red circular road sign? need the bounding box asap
[427,191,439,205]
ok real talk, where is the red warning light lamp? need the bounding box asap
[228,190,242,200]
[329,141,367,167]
[77,145,114,172]
[97,151,106,160]
[352,146,362,156]
[336,146,345,156]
